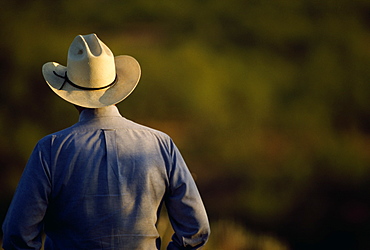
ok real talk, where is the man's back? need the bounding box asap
[3,106,209,249]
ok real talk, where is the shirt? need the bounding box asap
[2,105,210,250]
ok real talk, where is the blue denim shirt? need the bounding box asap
[2,106,210,249]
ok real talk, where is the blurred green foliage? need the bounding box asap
[1,0,370,248]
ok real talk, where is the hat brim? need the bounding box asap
[42,55,141,108]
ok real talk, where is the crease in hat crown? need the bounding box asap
[67,33,116,89]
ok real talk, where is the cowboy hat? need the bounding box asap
[42,33,141,108]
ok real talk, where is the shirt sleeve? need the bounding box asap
[164,139,210,249]
[2,141,51,250]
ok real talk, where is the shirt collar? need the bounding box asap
[79,105,122,122]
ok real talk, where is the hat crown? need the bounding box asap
[67,34,116,88]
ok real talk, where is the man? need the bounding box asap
[2,34,210,249]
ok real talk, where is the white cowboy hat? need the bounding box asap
[42,33,141,108]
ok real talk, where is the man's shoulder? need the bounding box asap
[124,119,169,136]
[35,126,75,147]
[117,118,175,145]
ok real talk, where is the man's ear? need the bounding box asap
[74,105,86,114]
